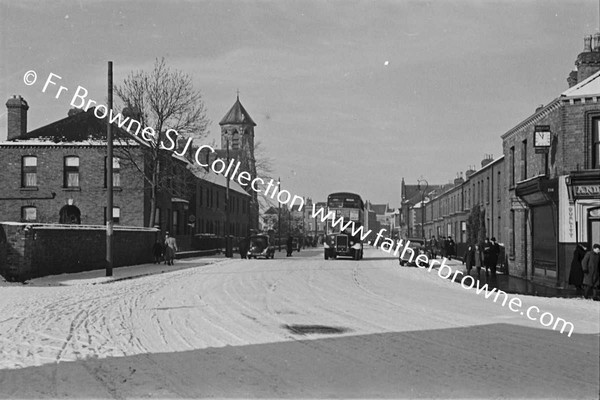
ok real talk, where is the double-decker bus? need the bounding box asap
[324,192,364,260]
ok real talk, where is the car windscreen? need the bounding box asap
[250,237,267,247]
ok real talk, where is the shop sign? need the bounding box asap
[574,184,600,198]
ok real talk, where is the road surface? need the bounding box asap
[0,248,598,398]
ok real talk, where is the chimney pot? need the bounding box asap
[584,35,593,52]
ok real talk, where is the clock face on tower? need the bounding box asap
[534,130,551,147]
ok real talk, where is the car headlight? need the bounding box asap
[350,241,355,245]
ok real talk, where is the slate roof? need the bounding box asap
[561,70,600,98]
[371,204,390,215]
[219,96,256,126]
[12,108,142,144]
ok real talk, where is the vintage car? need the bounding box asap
[399,238,428,267]
[247,235,275,259]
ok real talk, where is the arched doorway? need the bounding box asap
[59,205,81,224]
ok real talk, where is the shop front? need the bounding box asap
[565,171,600,246]
[515,176,559,286]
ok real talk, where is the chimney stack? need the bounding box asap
[465,165,476,179]
[481,154,494,168]
[573,33,600,85]
[6,95,29,141]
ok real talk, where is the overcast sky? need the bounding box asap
[0,0,597,207]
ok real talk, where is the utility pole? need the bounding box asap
[278,177,281,252]
[225,138,233,257]
[417,178,428,239]
[106,61,114,277]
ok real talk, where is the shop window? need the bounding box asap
[21,206,37,222]
[21,156,37,187]
[64,156,80,187]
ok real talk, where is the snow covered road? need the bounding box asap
[1,249,598,398]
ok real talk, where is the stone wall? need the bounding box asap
[0,223,158,281]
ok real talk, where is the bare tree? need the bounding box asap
[114,57,210,227]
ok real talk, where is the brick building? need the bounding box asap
[411,155,505,259]
[503,34,600,287]
[0,96,251,250]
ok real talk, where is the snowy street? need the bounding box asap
[1,248,599,398]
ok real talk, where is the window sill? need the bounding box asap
[20,187,39,191]
[103,187,123,191]
[62,187,81,191]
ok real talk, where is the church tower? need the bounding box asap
[219,95,258,231]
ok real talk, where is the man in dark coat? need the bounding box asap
[463,245,475,275]
[239,236,249,259]
[447,236,456,260]
[489,237,500,277]
[568,244,587,293]
[582,243,600,300]
[482,238,492,276]
[286,235,294,257]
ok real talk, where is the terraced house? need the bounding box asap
[0,96,251,250]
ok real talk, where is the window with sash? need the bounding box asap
[64,156,80,187]
[21,156,37,187]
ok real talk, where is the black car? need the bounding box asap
[399,238,428,266]
[247,235,275,259]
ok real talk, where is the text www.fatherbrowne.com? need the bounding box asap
[311,204,576,337]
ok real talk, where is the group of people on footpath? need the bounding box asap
[152,232,178,266]
[568,243,600,300]
[462,237,501,278]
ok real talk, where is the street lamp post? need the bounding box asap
[225,138,233,257]
[417,178,428,239]
[278,177,281,252]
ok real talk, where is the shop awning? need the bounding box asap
[515,176,558,206]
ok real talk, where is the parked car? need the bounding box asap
[247,235,275,259]
[399,238,427,266]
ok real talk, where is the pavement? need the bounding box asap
[23,255,231,287]
[437,257,582,299]
[3,247,584,299]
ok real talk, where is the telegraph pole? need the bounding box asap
[225,138,233,257]
[278,177,281,252]
[106,61,114,277]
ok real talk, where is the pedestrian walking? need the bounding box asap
[441,236,448,258]
[568,243,587,294]
[239,235,249,259]
[286,235,294,257]
[463,245,475,275]
[447,236,456,260]
[489,237,500,277]
[474,244,483,276]
[581,243,600,300]
[153,237,164,264]
[482,238,492,276]
[164,232,178,266]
